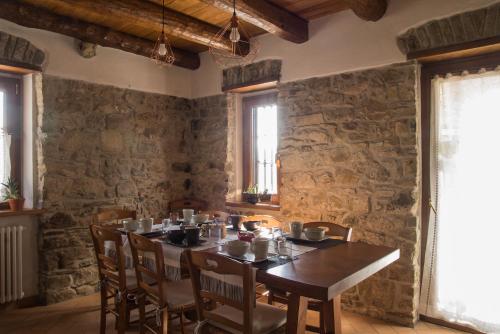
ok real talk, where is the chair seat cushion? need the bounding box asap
[162,279,195,309]
[206,302,287,334]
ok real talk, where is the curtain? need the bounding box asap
[420,69,500,333]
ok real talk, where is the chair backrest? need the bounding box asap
[95,207,137,226]
[128,233,167,306]
[304,222,352,241]
[242,215,285,231]
[185,250,254,334]
[89,225,127,292]
[168,198,208,216]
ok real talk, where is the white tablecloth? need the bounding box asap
[104,225,317,302]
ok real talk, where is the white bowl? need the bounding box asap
[193,214,209,224]
[304,227,326,241]
[226,240,250,257]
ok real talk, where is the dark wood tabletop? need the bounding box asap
[257,241,400,301]
[256,241,399,334]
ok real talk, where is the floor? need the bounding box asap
[0,293,465,334]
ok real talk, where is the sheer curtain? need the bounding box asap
[420,69,500,333]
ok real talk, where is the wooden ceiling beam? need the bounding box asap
[344,0,387,22]
[0,0,200,69]
[199,0,308,44]
[20,0,249,54]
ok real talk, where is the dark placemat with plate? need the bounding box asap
[161,238,207,248]
[117,228,163,238]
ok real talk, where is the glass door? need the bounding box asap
[420,65,500,333]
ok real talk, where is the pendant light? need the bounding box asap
[209,0,258,69]
[151,0,175,66]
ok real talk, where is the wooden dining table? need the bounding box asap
[254,241,400,334]
[109,226,399,334]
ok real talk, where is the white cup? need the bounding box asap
[290,221,304,238]
[139,218,153,233]
[252,237,270,260]
[122,219,138,231]
[183,209,194,224]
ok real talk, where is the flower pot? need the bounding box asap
[259,193,271,202]
[242,193,259,204]
[8,198,24,211]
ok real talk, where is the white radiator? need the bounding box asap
[0,226,24,303]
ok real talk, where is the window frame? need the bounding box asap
[242,92,279,202]
[0,74,22,210]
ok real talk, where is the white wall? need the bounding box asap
[191,0,498,98]
[0,19,193,98]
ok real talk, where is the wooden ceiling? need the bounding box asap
[0,0,388,70]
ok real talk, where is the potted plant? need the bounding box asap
[1,177,24,211]
[259,189,272,202]
[242,184,259,204]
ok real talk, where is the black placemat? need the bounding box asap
[290,238,345,249]
[252,239,346,270]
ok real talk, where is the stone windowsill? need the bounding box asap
[0,208,45,218]
[225,201,280,211]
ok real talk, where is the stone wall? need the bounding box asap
[188,94,232,209]
[0,30,45,70]
[38,75,192,303]
[278,62,420,325]
[191,62,420,325]
[397,1,500,55]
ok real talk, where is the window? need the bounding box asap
[0,75,22,207]
[420,53,500,333]
[242,93,279,200]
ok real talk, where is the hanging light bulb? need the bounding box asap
[151,0,175,66]
[229,26,240,43]
[158,43,167,56]
[208,0,258,68]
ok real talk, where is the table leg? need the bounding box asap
[323,295,342,334]
[286,293,308,334]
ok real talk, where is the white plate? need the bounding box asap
[283,233,330,243]
[217,251,276,263]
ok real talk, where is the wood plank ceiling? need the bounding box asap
[0,0,388,69]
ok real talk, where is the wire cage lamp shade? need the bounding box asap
[208,0,258,68]
[151,0,175,66]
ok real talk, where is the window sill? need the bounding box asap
[0,208,45,218]
[225,201,280,211]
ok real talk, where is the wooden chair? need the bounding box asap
[128,232,195,334]
[95,207,137,227]
[184,250,287,334]
[268,222,353,334]
[168,198,208,217]
[89,225,139,334]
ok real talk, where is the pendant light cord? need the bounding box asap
[162,0,165,34]
[233,0,236,15]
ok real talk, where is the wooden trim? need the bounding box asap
[222,77,280,92]
[226,80,278,94]
[0,59,42,73]
[225,201,280,211]
[0,208,45,218]
[420,315,484,334]
[408,36,500,63]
